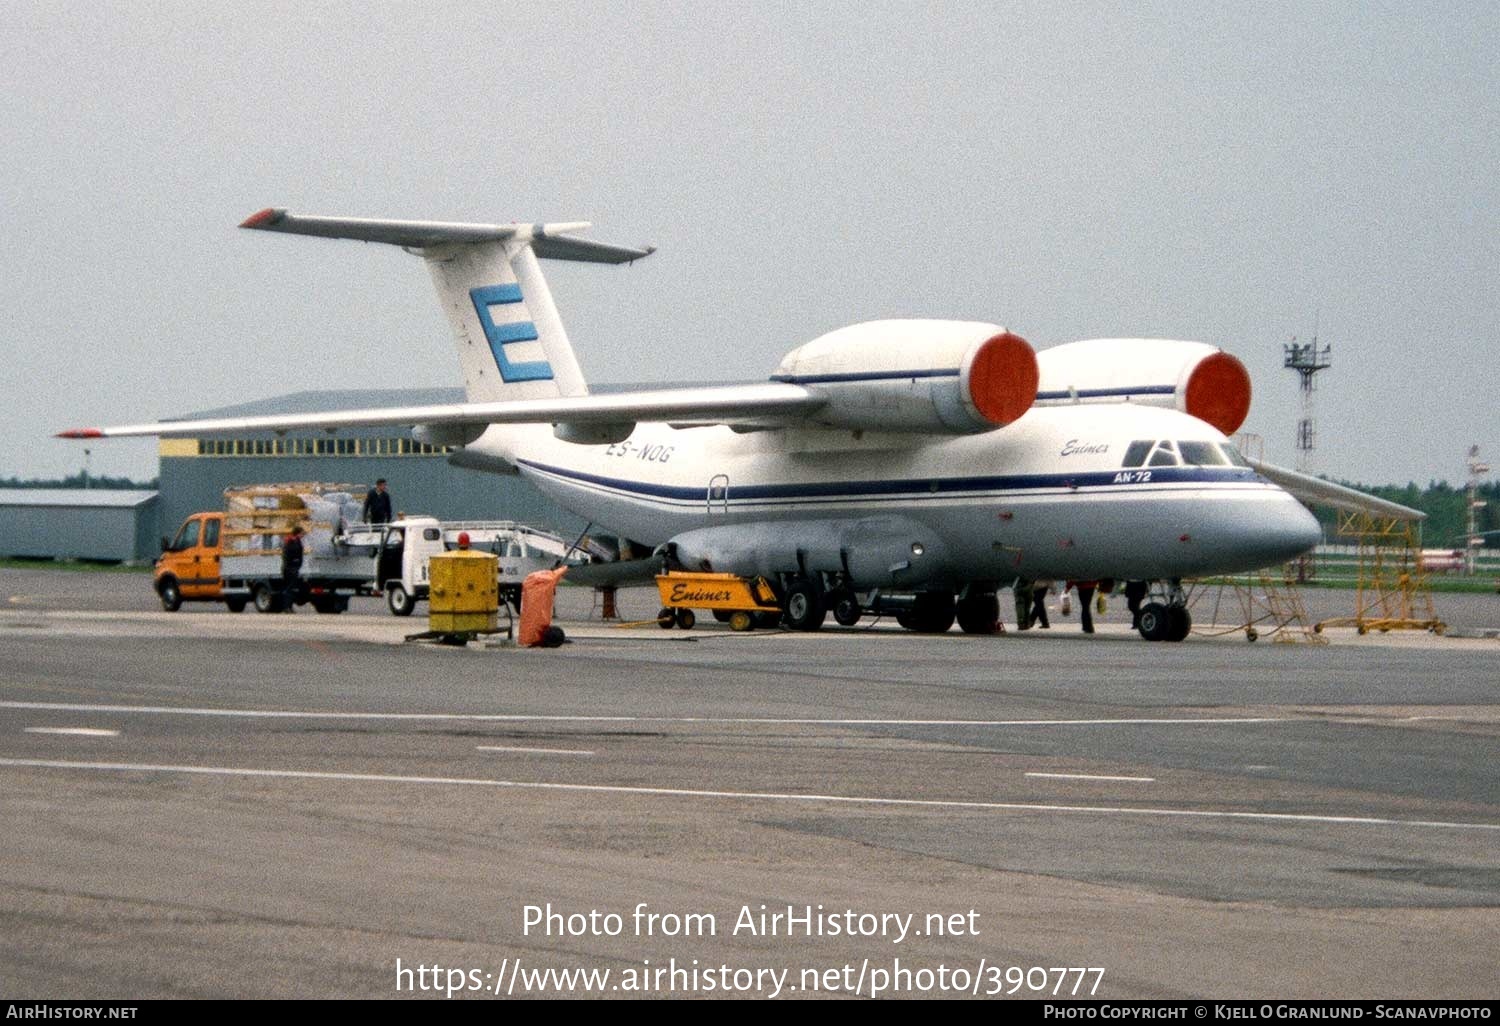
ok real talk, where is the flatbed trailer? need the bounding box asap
[154,484,596,615]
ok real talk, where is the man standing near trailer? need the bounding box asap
[362,479,393,524]
[280,524,306,611]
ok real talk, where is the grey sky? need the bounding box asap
[4,2,1495,486]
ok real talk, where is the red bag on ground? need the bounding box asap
[518,567,568,647]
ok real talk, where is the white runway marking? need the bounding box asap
[1,757,1496,833]
[0,701,1289,729]
[1026,772,1155,783]
[476,745,594,757]
[22,727,119,738]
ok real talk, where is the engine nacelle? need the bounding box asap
[770,320,1038,434]
[1033,338,1252,436]
[667,515,949,589]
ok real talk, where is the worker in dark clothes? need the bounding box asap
[280,524,306,611]
[1029,580,1051,629]
[1013,580,1033,629]
[1124,580,1148,630]
[362,478,393,524]
[1068,580,1098,634]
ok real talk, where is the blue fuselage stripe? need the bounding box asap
[516,459,1261,505]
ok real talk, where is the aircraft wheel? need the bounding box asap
[783,579,827,631]
[907,592,956,634]
[386,584,416,617]
[158,577,182,613]
[1165,606,1191,641]
[831,593,862,627]
[728,611,754,632]
[658,607,676,629]
[956,593,1000,635]
[1137,602,1171,641]
[674,608,696,629]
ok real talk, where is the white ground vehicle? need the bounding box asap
[352,518,595,616]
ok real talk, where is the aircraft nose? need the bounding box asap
[1208,490,1323,573]
[1266,495,1323,562]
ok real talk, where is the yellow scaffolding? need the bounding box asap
[1314,511,1445,635]
[1187,565,1327,644]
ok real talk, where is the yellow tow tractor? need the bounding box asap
[654,571,783,631]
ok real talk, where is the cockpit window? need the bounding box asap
[1219,443,1252,467]
[1178,441,1227,466]
[1148,440,1180,467]
[1122,440,1153,468]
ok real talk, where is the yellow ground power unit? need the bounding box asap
[654,572,782,631]
[428,548,499,635]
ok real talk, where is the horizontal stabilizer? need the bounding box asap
[1249,460,1425,522]
[58,384,826,439]
[239,209,656,264]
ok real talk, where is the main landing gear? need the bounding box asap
[1136,580,1191,642]
[896,591,956,634]
[742,565,999,636]
[782,576,828,631]
[774,575,997,636]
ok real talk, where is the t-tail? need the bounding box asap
[239,209,654,403]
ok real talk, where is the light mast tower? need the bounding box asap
[1283,333,1332,474]
[1466,445,1489,575]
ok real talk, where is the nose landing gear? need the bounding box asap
[1137,581,1191,642]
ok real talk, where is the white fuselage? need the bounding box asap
[468,402,1322,584]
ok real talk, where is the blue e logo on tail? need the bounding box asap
[470,284,554,383]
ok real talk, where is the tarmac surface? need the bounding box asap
[1,567,1496,999]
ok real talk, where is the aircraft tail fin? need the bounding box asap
[239,210,654,403]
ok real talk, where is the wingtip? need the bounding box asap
[239,207,285,229]
[57,428,104,439]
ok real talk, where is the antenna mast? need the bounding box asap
[1283,324,1332,474]
[1466,445,1489,575]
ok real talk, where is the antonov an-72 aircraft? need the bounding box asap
[63,210,1416,640]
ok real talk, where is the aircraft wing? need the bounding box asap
[57,384,826,439]
[1248,459,1425,522]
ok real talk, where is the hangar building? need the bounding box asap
[0,489,161,562]
[156,388,588,540]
